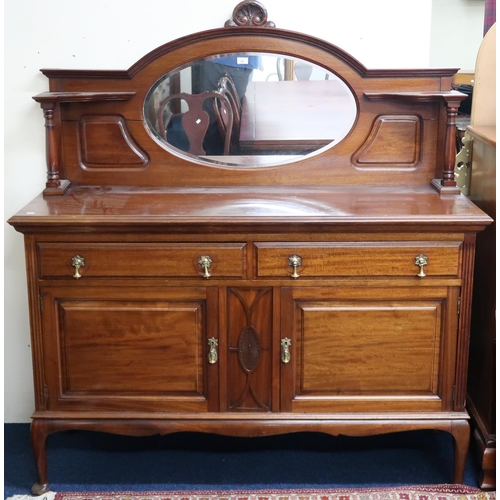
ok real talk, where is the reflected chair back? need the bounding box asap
[158,91,233,156]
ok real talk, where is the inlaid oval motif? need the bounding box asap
[238,326,260,373]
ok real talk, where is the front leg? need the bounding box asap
[31,419,51,494]
[451,419,470,483]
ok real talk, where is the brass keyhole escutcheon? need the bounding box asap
[208,337,218,364]
[281,337,291,364]
[71,255,85,279]
[198,255,213,279]
[415,254,428,278]
[288,254,302,279]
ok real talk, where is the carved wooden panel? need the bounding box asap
[78,115,149,170]
[227,287,273,411]
[353,115,422,168]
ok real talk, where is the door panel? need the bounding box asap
[298,301,441,393]
[60,300,204,394]
[42,286,219,413]
[281,287,458,413]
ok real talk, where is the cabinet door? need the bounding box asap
[40,286,219,413]
[225,287,274,412]
[280,286,459,413]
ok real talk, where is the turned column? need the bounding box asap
[32,95,71,196]
[441,98,461,188]
[429,91,467,194]
[40,102,63,191]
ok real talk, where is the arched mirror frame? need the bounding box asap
[142,51,358,168]
[34,0,463,193]
[133,23,368,174]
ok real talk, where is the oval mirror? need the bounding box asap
[144,53,357,168]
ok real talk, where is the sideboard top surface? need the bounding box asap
[8,185,492,233]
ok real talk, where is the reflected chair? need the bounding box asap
[219,73,241,110]
[214,74,242,152]
[158,91,233,156]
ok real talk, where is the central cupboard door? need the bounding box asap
[280,287,459,413]
[225,287,274,412]
[40,286,219,413]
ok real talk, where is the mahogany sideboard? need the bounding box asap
[8,2,492,493]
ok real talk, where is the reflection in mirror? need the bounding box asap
[144,53,357,168]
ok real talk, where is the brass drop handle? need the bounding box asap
[208,337,218,364]
[288,254,302,279]
[415,254,428,278]
[281,337,291,364]
[198,255,213,279]
[71,255,85,279]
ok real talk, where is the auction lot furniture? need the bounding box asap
[8,2,492,494]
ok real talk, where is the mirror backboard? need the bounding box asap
[33,0,462,190]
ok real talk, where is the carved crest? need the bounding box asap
[225,1,275,27]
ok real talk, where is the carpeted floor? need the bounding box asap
[4,424,483,499]
[7,485,495,500]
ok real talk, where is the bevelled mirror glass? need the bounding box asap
[144,53,357,168]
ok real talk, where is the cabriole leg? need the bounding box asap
[451,420,471,483]
[30,419,51,494]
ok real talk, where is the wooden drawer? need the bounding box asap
[37,242,246,279]
[255,241,461,278]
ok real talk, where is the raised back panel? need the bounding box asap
[33,2,464,193]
